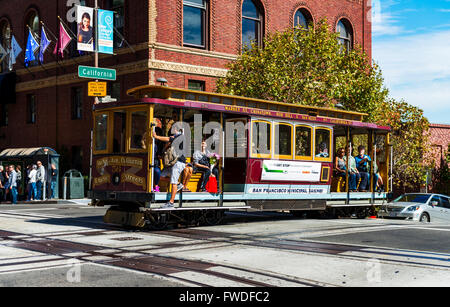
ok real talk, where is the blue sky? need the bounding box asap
[372,0,450,124]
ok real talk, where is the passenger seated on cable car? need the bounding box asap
[343,144,360,192]
[193,140,219,192]
[315,142,329,158]
[354,145,371,192]
[152,128,193,208]
[334,148,347,179]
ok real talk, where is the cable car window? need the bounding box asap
[295,126,312,159]
[94,113,108,152]
[130,111,148,150]
[274,123,292,159]
[315,128,331,160]
[113,111,127,153]
[252,121,271,157]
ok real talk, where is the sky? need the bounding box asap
[372,0,450,124]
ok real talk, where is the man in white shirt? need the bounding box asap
[36,161,46,200]
[27,165,37,201]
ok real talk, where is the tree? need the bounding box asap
[217,19,389,119]
[373,99,430,193]
[217,19,431,193]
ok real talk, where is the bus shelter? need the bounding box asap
[0,147,60,200]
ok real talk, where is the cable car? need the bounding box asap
[89,85,392,229]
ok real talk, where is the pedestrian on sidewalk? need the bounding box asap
[0,166,5,203]
[36,161,45,200]
[7,165,17,205]
[27,165,37,201]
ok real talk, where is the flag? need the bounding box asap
[10,35,22,65]
[39,27,51,63]
[0,44,7,63]
[53,22,72,58]
[25,29,40,66]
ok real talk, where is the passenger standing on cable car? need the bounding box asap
[153,128,193,208]
[354,146,371,192]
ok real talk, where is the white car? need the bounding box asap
[378,193,450,223]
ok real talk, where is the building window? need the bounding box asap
[188,80,205,91]
[26,94,37,124]
[71,87,83,120]
[0,20,11,73]
[183,0,208,48]
[242,0,263,51]
[109,81,121,100]
[294,8,312,29]
[25,11,40,67]
[337,19,353,53]
[107,0,125,48]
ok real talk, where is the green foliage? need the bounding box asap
[374,99,430,192]
[217,19,431,193]
[217,20,389,118]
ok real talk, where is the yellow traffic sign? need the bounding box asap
[88,82,107,97]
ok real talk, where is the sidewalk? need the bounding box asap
[0,198,92,206]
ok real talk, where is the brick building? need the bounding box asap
[429,123,450,168]
[0,0,372,175]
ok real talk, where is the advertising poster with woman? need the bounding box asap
[77,5,94,52]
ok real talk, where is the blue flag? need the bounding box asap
[25,29,39,66]
[39,27,51,63]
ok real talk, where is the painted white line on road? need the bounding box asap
[0,259,74,273]
[169,271,253,287]
[0,255,63,265]
[207,266,309,287]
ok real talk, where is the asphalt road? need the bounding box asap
[0,202,449,287]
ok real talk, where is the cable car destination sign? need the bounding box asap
[78,65,116,81]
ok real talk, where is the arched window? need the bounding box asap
[0,20,11,72]
[25,10,40,67]
[337,19,353,52]
[183,0,208,48]
[242,0,263,50]
[294,8,312,29]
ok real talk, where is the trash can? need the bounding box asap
[63,170,85,199]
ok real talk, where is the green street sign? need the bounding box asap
[78,66,116,81]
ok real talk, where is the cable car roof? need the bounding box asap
[93,85,390,131]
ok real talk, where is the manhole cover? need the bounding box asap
[110,237,143,241]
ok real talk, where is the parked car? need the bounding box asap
[378,193,450,223]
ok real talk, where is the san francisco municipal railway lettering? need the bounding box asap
[249,187,325,194]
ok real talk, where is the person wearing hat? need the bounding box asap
[153,128,193,208]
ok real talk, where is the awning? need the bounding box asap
[0,72,16,104]
[0,147,59,158]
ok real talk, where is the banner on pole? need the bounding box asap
[77,5,94,52]
[97,9,114,54]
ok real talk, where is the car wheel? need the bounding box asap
[419,213,430,223]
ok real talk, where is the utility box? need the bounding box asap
[63,170,84,199]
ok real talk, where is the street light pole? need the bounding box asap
[94,0,99,105]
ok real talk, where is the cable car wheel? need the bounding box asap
[201,210,225,226]
[147,212,169,230]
